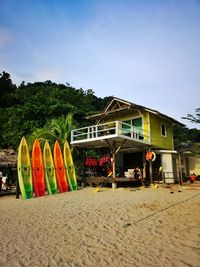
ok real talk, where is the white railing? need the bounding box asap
[71,121,150,144]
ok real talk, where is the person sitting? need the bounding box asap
[132,166,141,179]
[132,166,144,186]
[190,173,197,183]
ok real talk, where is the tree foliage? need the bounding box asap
[182,108,200,124]
[0,71,112,149]
[173,126,200,156]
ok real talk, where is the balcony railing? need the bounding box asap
[71,121,150,144]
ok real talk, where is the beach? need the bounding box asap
[1,186,200,267]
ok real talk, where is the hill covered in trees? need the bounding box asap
[0,71,199,149]
[0,71,111,148]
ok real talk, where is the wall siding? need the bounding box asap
[150,113,173,149]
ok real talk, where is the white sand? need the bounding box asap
[0,186,200,267]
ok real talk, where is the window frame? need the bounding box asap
[161,123,167,137]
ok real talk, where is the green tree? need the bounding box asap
[0,71,111,149]
[0,71,17,107]
[173,125,200,148]
[182,108,200,124]
[28,113,76,148]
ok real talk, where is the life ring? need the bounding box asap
[146,151,156,161]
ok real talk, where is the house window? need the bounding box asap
[161,123,167,137]
[122,117,143,139]
[122,120,131,136]
[132,118,142,128]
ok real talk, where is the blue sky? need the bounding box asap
[0,0,200,129]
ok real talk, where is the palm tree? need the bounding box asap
[48,113,75,146]
[28,113,75,148]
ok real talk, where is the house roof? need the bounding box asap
[86,97,185,126]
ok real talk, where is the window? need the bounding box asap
[132,118,142,128]
[161,123,167,137]
[122,120,131,136]
[122,117,143,139]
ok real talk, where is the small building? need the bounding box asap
[71,97,185,184]
[177,143,200,180]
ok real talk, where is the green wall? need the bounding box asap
[149,113,173,149]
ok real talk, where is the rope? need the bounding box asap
[133,192,200,224]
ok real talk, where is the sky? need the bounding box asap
[0,0,200,129]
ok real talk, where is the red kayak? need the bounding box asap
[32,139,45,197]
[54,140,68,193]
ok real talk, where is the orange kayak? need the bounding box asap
[32,139,45,197]
[54,140,68,193]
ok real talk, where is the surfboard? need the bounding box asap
[32,139,45,197]
[43,140,58,195]
[63,140,77,191]
[17,137,33,199]
[54,140,68,193]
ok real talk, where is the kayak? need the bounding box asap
[63,140,77,191]
[32,139,45,197]
[54,140,68,193]
[17,137,33,199]
[43,140,58,195]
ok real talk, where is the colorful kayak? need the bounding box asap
[17,137,33,199]
[32,139,45,197]
[63,140,77,191]
[54,140,68,193]
[43,140,57,195]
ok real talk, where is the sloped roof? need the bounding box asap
[87,97,184,126]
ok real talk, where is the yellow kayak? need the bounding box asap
[43,140,58,195]
[63,140,77,191]
[17,137,33,199]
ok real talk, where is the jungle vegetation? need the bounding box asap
[0,71,199,152]
[0,71,111,149]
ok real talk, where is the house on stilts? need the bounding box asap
[71,97,185,185]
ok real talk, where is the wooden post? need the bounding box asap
[143,151,146,179]
[111,141,117,189]
[178,153,183,185]
[112,141,116,178]
[149,159,153,184]
[16,175,20,199]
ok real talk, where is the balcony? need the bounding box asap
[71,121,150,149]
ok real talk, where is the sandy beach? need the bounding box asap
[1,186,200,267]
